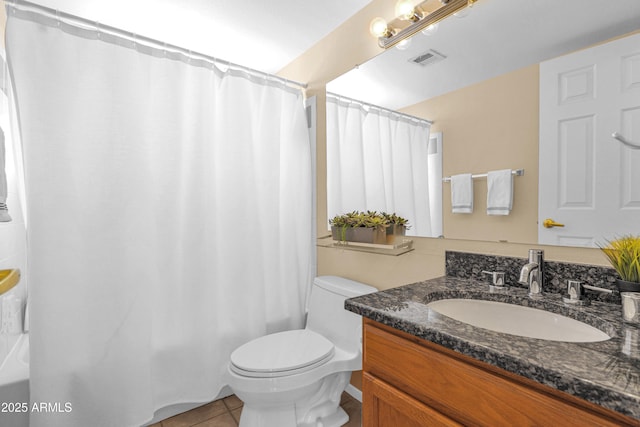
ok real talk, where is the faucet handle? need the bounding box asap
[482,271,506,287]
[563,280,588,305]
[563,280,613,306]
[583,284,614,295]
[566,280,585,300]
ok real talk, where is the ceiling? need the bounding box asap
[328,0,640,110]
[24,0,373,74]
[18,0,640,105]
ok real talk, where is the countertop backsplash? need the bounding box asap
[445,250,620,304]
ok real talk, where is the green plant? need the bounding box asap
[329,211,354,241]
[328,212,351,228]
[382,212,411,229]
[600,236,640,283]
[329,211,390,230]
[330,211,392,243]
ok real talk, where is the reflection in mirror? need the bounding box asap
[327,0,640,247]
[325,93,442,238]
[538,33,640,247]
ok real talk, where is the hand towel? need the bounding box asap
[487,169,513,215]
[0,127,10,222]
[451,173,473,214]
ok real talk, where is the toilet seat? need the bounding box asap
[230,329,335,378]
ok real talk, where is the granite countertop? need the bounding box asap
[345,276,640,421]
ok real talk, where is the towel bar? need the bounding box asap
[443,168,524,183]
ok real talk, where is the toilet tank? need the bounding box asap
[306,276,377,354]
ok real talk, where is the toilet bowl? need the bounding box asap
[226,275,377,427]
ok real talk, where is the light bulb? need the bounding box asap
[369,17,390,38]
[396,0,422,21]
[421,22,439,36]
[395,38,412,50]
[395,0,416,19]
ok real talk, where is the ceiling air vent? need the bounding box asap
[409,49,446,67]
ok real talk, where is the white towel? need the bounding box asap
[451,173,473,214]
[487,169,513,215]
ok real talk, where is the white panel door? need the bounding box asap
[539,33,640,247]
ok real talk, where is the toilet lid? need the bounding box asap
[230,329,335,378]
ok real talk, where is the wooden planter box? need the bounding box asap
[331,226,387,245]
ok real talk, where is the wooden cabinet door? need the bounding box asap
[363,319,640,427]
[363,372,461,427]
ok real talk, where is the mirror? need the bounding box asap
[326,0,640,246]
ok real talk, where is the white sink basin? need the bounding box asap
[427,299,611,342]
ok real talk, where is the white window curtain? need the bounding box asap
[6,6,312,427]
[326,93,437,237]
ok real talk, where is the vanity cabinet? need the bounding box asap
[362,319,639,426]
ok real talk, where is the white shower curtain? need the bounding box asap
[7,8,312,427]
[326,94,436,237]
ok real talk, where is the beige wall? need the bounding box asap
[278,0,609,291]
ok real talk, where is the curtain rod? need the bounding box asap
[327,92,434,126]
[5,0,308,91]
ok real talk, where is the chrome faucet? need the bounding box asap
[519,249,544,297]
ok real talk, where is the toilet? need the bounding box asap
[226,275,377,427]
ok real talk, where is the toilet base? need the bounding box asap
[239,403,298,427]
[299,406,348,427]
[237,371,351,427]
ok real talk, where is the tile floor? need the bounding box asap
[150,392,362,427]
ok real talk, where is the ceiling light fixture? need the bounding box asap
[370,0,478,49]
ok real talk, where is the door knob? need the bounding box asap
[543,218,565,228]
